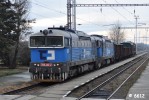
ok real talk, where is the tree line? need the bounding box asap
[0,0,126,69]
[0,0,32,69]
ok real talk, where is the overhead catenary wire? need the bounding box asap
[101,0,134,24]
[31,1,67,15]
[31,0,103,27]
[114,0,134,15]
[29,11,64,22]
[31,0,148,30]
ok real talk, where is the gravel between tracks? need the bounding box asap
[109,55,149,99]
[67,55,148,98]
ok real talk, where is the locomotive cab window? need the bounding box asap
[30,36,63,47]
[30,36,45,47]
[47,36,63,47]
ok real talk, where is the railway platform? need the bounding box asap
[0,52,146,100]
[126,62,149,100]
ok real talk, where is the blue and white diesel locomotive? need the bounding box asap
[29,27,115,82]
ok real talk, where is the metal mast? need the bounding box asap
[67,0,76,30]
[134,16,139,53]
[67,1,149,30]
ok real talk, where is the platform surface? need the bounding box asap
[126,64,149,100]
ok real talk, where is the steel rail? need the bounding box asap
[107,56,149,100]
[77,55,145,100]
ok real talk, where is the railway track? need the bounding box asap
[1,53,147,100]
[66,53,149,100]
[104,55,149,100]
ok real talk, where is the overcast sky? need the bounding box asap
[29,0,149,43]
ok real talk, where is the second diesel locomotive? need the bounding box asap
[29,27,135,82]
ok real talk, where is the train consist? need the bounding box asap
[29,27,136,82]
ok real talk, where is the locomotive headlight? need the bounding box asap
[53,64,56,66]
[43,29,48,35]
[57,64,59,66]
[34,64,37,66]
[37,64,40,66]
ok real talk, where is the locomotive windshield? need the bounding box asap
[46,36,63,47]
[30,36,45,47]
[30,36,63,47]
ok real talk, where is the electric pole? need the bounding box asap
[146,29,148,51]
[135,15,139,53]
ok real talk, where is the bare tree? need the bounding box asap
[109,21,125,44]
[0,0,32,68]
[18,41,30,66]
[10,0,31,68]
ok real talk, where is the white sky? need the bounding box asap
[29,0,149,43]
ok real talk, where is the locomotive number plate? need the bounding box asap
[40,63,51,67]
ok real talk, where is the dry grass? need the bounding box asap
[0,81,38,94]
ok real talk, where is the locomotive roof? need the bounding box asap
[76,31,91,40]
[30,28,78,39]
[30,27,91,40]
[91,34,103,38]
[48,27,76,33]
[91,34,108,41]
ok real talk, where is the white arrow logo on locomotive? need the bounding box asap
[47,50,55,60]
[39,50,55,60]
